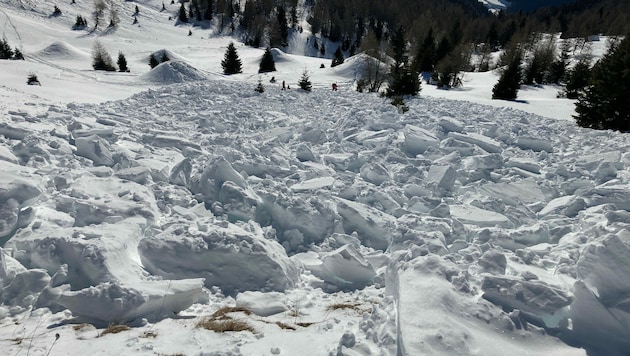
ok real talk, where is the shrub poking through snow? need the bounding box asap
[27,72,40,85]
[255,78,265,93]
[99,323,131,336]
[196,306,255,333]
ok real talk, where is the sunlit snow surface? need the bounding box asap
[1,1,629,355]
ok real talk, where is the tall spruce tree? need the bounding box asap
[564,58,591,99]
[178,3,188,23]
[386,26,420,97]
[259,47,276,73]
[575,37,630,131]
[117,51,128,72]
[221,42,242,75]
[149,53,159,68]
[492,48,522,101]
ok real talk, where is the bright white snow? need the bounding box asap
[0,1,628,355]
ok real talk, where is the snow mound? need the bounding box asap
[35,41,90,61]
[269,48,296,63]
[140,60,208,84]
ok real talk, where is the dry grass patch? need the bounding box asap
[211,306,252,320]
[327,303,361,312]
[72,323,92,331]
[196,318,255,333]
[296,322,314,328]
[100,323,131,336]
[275,321,296,330]
[196,306,256,333]
[142,331,158,338]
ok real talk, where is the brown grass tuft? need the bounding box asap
[296,322,314,327]
[142,331,158,338]
[196,318,256,333]
[275,321,296,330]
[211,306,252,320]
[73,323,92,331]
[327,303,361,312]
[100,323,131,336]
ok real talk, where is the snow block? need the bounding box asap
[450,204,512,228]
[448,132,502,154]
[295,244,376,292]
[403,125,439,156]
[425,165,456,195]
[335,198,396,250]
[236,291,287,317]
[481,275,573,323]
[0,145,18,164]
[75,135,114,166]
[138,219,298,295]
[515,136,554,153]
[360,162,391,186]
[438,117,465,133]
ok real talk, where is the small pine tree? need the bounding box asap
[221,42,242,75]
[117,51,128,72]
[73,15,88,30]
[258,47,276,73]
[27,72,40,85]
[331,47,344,67]
[255,78,265,93]
[161,51,170,63]
[492,49,522,101]
[135,5,139,15]
[0,38,15,59]
[298,69,312,91]
[149,53,159,68]
[13,48,24,60]
[178,3,188,23]
[575,37,630,131]
[92,40,116,71]
[53,5,62,16]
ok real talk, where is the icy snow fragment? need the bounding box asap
[481,275,573,322]
[115,166,151,184]
[448,132,502,154]
[450,204,511,228]
[294,244,376,291]
[139,219,298,295]
[235,291,287,316]
[0,145,18,164]
[403,125,439,155]
[75,135,114,166]
[515,136,554,153]
[425,165,456,195]
[335,198,396,250]
[359,162,391,186]
[438,117,465,133]
[290,176,335,192]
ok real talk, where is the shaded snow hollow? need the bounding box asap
[1,78,629,355]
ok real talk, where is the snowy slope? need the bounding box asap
[1,1,629,356]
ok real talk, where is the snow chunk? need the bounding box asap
[425,165,456,195]
[335,198,396,250]
[0,145,18,164]
[236,291,287,317]
[403,125,439,155]
[138,219,298,295]
[294,244,376,292]
[450,204,512,228]
[75,135,115,166]
[516,136,554,153]
[448,132,502,154]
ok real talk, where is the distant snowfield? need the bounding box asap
[1,1,629,356]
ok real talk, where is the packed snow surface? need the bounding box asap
[0,1,628,355]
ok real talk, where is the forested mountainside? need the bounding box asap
[506,0,577,13]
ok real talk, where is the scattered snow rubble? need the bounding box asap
[1,80,629,354]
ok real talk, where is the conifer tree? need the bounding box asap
[331,47,344,67]
[298,69,312,91]
[92,40,116,71]
[117,51,128,72]
[149,53,160,69]
[0,38,14,59]
[564,58,591,99]
[204,0,213,21]
[221,42,242,75]
[575,37,630,131]
[161,51,170,63]
[259,47,276,73]
[13,48,24,60]
[492,48,522,101]
[178,3,188,23]
[255,78,265,93]
[387,26,420,97]
[277,6,289,47]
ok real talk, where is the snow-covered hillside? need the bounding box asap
[1,1,629,355]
